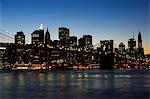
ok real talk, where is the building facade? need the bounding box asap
[69,36,77,50]
[83,35,93,52]
[59,27,70,48]
[45,28,51,46]
[31,24,44,46]
[15,31,25,45]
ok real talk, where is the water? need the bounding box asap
[0,70,149,99]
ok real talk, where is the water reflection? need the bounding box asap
[0,70,149,99]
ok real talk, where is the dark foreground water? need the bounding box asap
[0,70,149,99]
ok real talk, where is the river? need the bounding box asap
[0,70,149,99]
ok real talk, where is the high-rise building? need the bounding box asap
[15,31,25,45]
[138,32,142,48]
[137,32,144,56]
[31,24,44,46]
[59,27,70,47]
[128,37,136,55]
[78,38,84,51]
[83,35,93,52]
[44,28,51,64]
[83,35,92,45]
[45,28,51,46]
[69,36,77,50]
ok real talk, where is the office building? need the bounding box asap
[128,37,136,56]
[83,35,93,52]
[69,36,77,50]
[31,24,44,46]
[78,38,84,51]
[59,27,70,47]
[15,31,25,45]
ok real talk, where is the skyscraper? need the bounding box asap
[138,32,142,48]
[45,28,51,46]
[128,37,136,55]
[83,35,92,45]
[78,38,84,51]
[118,42,126,60]
[59,27,70,48]
[83,35,93,52]
[15,31,25,45]
[137,32,144,56]
[69,36,77,50]
[31,24,44,46]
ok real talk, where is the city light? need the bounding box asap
[0,25,149,70]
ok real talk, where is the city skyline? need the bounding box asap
[1,0,149,54]
[0,24,149,54]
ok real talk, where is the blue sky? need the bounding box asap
[1,0,149,53]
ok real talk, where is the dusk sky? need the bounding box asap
[0,0,149,54]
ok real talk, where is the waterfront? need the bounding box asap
[0,70,149,99]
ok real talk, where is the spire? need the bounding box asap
[45,27,50,45]
[45,27,50,39]
[139,30,141,34]
[138,31,142,40]
[138,31,141,36]
[46,27,49,33]
[138,31,142,48]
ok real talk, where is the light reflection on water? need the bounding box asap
[0,70,149,99]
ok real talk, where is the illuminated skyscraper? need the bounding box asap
[69,36,77,50]
[31,24,44,46]
[83,35,93,52]
[59,27,70,48]
[15,31,25,45]
[128,36,136,56]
